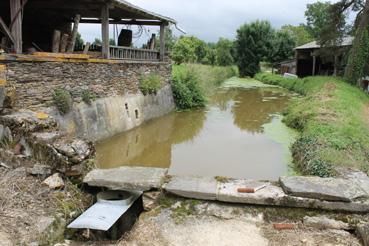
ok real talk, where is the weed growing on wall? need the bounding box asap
[82,90,97,105]
[139,73,163,95]
[53,89,73,115]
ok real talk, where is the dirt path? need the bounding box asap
[117,201,362,246]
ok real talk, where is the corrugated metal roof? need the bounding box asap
[113,0,177,24]
[295,36,354,50]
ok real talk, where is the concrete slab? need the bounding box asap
[280,176,368,202]
[84,167,168,191]
[165,176,218,201]
[217,179,286,205]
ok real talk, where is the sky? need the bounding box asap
[79,0,323,45]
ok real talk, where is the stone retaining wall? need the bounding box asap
[1,60,172,109]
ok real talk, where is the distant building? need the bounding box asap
[295,36,354,77]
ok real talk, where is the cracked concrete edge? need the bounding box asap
[163,176,369,213]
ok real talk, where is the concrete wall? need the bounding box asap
[0,58,175,141]
[55,84,175,141]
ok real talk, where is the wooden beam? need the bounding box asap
[80,19,164,26]
[67,14,81,53]
[52,30,61,53]
[0,17,15,44]
[10,0,23,53]
[159,23,166,61]
[101,4,110,59]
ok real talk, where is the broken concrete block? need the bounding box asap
[165,176,218,201]
[280,176,368,202]
[43,173,65,189]
[303,216,350,230]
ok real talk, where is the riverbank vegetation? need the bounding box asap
[256,73,369,177]
[172,64,237,110]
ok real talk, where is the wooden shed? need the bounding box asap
[295,36,353,77]
[0,0,177,61]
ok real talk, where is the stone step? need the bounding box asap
[279,176,369,202]
[84,167,168,191]
[164,176,369,213]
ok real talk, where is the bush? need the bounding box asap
[139,73,163,95]
[172,65,205,110]
[53,89,73,115]
[82,90,96,105]
[172,64,238,110]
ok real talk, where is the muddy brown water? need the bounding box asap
[95,79,297,180]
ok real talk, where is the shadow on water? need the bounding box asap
[96,79,297,180]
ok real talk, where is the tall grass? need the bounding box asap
[256,73,369,177]
[172,64,238,110]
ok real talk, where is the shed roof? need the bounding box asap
[113,0,176,24]
[295,36,354,50]
[19,0,176,24]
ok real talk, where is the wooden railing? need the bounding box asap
[109,46,159,61]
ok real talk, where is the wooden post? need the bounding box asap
[67,14,81,52]
[83,42,90,54]
[10,0,22,53]
[52,30,61,53]
[160,23,166,61]
[149,34,156,50]
[59,34,69,53]
[333,55,338,76]
[101,4,110,59]
[295,50,299,77]
[312,55,316,76]
[1,37,6,49]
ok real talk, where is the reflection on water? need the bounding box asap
[96,81,296,180]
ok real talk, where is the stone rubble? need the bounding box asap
[303,216,350,230]
[27,164,52,178]
[43,173,65,189]
[357,223,369,246]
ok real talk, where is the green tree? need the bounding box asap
[215,38,234,66]
[267,30,296,66]
[92,38,102,46]
[171,36,208,64]
[281,24,314,46]
[171,36,198,64]
[319,0,369,85]
[235,20,273,77]
[305,1,332,39]
[75,32,84,48]
[109,39,116,46]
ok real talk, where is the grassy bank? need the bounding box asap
[255,73,369,177]
[172,64,238,110]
